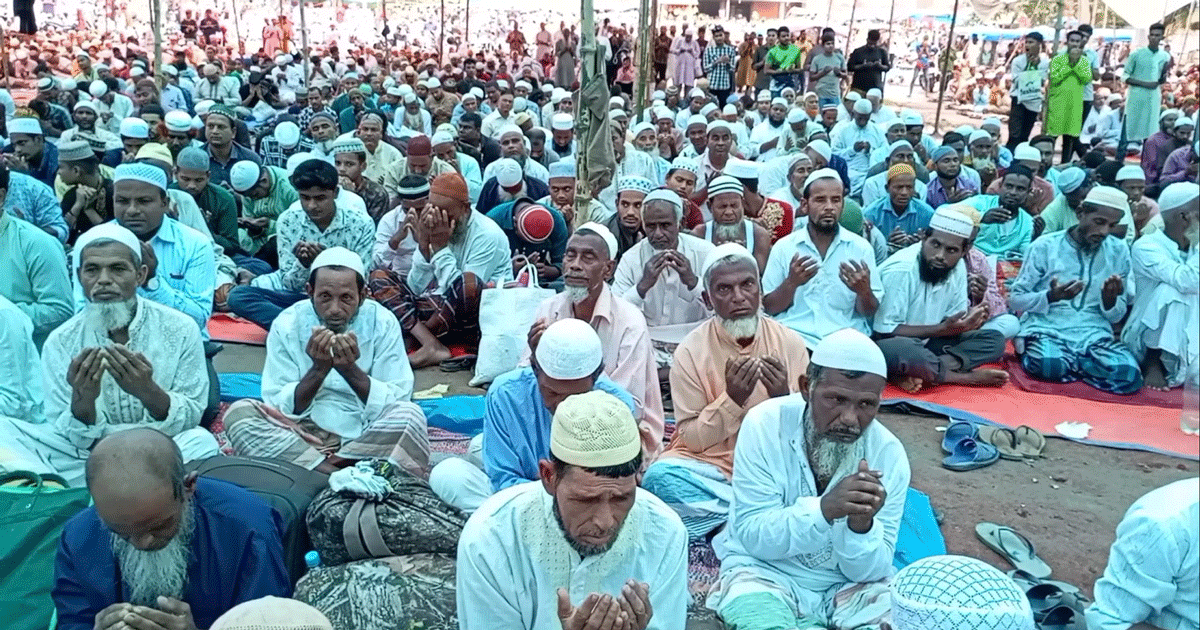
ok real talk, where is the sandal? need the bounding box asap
[975,522,1052,578]
[943,437,1000,471]
[942,421,978,454]
[1015,425,1047,458]
[438,354,477,373]
[978,425,1023,461]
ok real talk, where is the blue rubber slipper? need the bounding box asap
[942,421,979,454]
[943,437,1000,471]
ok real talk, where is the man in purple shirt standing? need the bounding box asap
[924,146,978,209]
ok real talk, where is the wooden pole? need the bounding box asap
[1052,0,1065,55]
[634,0,653,119]
[932,0,960,134]
[440,0,446,63]
[152,0,163,86]
[299,0,310,89]
[229,0,245,56]
[0,25,10,88]
[826,0,835,29]
[845,0,858,56]
[576,0,598,225]
[887,0,897,51]
[465,0,470,45]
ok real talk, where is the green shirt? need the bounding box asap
[766,44,802,72]
[171,182,241,255]
[238,166,299,255]
[0,212,72,349]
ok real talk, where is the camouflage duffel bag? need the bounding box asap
[305,459,466,566]
[294,553,457,630]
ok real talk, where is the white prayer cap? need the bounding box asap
[470,86,485,100]
[786,108,807,124]
[631,121,655,137]
[311,246,366,279]
[427,76,442,89]
[617,176,655,195]
[701,242,757,290]
[403,92,418,104]
[670,157,700,177]
[548,160,576,179]
[642,189,684,221]
[845,91,862,102]
[723,158,759,180]
[229,160,264,193]
[981,116,1002,130]
[75,223,143,268]
[551,88,569,104]
[771,97,788,108]
[686,114,708,129]
[1115,165,1145,182]
[8,117,43,136]
[575,222,618,259]
[954,124,975,138]
[968,129,992,144]
[130,67,145,78]
[89,80,108,97]
[1156,182,1199,214]
[902,111,923,126]
[707,175,744,198]
[551,390,640,468]
[891,555,1034,630]
[1083,186,1130,212]
[888,140,913,155]
[209,596,333,630]
[609,95,626,107]
[1174,116,1195,129]
[497,79,510,90]
[164,110,193,133]
[722,104,738,116]
[73,100,98,114]
[113,162,167,192]
[493,158,523,187]
[706,119,731,135]
[866,88,883,98]
[431,130,455,147]
[806,139,832,162]
[274,122,301,149]
[803,167,843,194]
[514,80,531,91]
[811,328,886,378]
[119,117,150,139]
[535,319,604,380]
[756,89,771,101]
[688,87,705,100]
[331,137,367,155]
[654,106,673,121]
[1013,143,1040,163]
[852,99,873,115]
[1159,108,1182,121]
[551,113,574,130]
[929,206,976,239]
[386,86,404,97]
[194,100,215,116]
[608,109,629,121]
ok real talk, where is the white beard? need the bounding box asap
[719,315,759,341]
[804,408,856,487]
[564,285,591,304]
[86,297,137,333]
[712,221,745,244]
[111,497,195,606]
[496,184,526,202]
[1185,222,1199,250]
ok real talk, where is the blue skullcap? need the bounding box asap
[1056,167,1087,194]
[931,146,958,162]
[176,146,209,172]
[548,160,576,179]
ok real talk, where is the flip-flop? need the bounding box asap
[1007,570,1083,598]
[1039,604,1085,630]
[1015,425,1047,458]
[943,437,999,471]
[942,421,978,454]
[976,522,1052,578]
[1026,583,1064,620]
[978,425,1023,461]
[438,354,477,373]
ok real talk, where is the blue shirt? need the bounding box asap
[53,478,291,630]
[862,194,935,238]
[483,366,634,492]
[74,217,216,336]
[4,141,59,190]
[3,170,68,243]
[203,142,262,187]
[0,212,72,349]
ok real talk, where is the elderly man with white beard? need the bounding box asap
[53,428,290,630]
[0,224,219,487]
[642,244,809,541]
[706,328,909,630]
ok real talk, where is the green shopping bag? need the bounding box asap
[0,471,91,630]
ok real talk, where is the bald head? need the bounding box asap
[86,428,186,501]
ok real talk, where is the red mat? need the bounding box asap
[207,314,267,346]
[883,377,1198,460]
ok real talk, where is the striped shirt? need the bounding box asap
[702,43,738,91]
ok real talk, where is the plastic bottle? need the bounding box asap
[1182,372,1200,436]
[305,550,321,571]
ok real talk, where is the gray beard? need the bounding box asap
[86,297,137,333]
[111,497,195,607]
[1185,224,1199,250]
[712,221,745,243]
[804,407,856,488]
[719,315,759,341]
[564,285,591,304]
[496,185,526,202]
[553,496,621,558]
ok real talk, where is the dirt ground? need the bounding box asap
[216,342,1197,603]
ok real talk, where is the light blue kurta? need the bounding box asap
[1122,46,1173,142]
[0,295,43,422]
[1008,230,1133,350]
[964,194,1035,260]
[0,212,72,348]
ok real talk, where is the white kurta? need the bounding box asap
[707,394,910,614]
[831,122,886,196]
[456,482,690,630]
[873,242,968,334]
[0,295,42,423]
[611,234,715,331]
[1122,232,1199,386]
[262,299,414,440]
[1086,478,1199,630]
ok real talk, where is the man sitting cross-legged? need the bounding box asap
[0,224,219,486]
[873,206,1009,393]
[706,328,909,630]
[1122,182,1199,391]
[53,428,290,630]
[642,243,809,541]
[456,390,689,630]
[612,189,716,388]
[369,172,512,367]
[429,319,636,513]
[1010,186,1142,394]
[225,248,427,476]
[528,222,665,459]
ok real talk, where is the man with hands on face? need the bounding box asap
[369,172,512,369]
[873,206,1009,393]
[613,189,716,384]
[227,159,375,330]
[372,174,428,277]
[0,224,219,487]
[456,390,689,630]
[763,169,882,348]
[1010,186,1143,394]
[225,247,427,477]
[642,243,809,541]
[707,328,908,630]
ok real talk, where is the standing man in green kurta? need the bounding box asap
[1045,30,1092,163]
[1123,23,1173,143]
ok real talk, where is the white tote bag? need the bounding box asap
[469,265,556,386]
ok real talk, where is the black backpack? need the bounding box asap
[186,456,329,583]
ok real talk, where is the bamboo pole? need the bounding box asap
[932,0,961,134]
[634,0,653,120]
[229,0,244,56]
[845,0,858,56]
[299,0,310,89]
[440,0,446,63]
[576,0,598,226]
[1052,0,1065,55]
[465,0,470,44]
[826,0,835,29]
[887,0,897,52]
[152,0,163,87]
